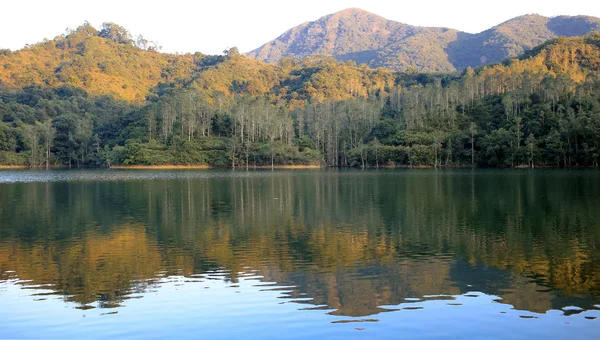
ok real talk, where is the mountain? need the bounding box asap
[246,8,460,72]
[246,8,600,72]
[447,14,600,70]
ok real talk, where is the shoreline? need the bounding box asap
[110,165,211,169]
[2,164,597,170]
[110,164,324,169]
[241,165,324,169]
[0,165,76,169]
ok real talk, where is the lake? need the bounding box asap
[0,169,599,339]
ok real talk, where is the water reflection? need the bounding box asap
[0,169,599,335]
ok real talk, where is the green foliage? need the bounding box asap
[0,151,27,165]
[1,33,600,169]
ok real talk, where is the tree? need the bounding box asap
[99,23,133,45]
[469,122,477,166]
[52,114,79,167]
[545,129,565,167]
[228,139,239,168]
[39,119,55,168]
[223,47,240,59]
[135,35,160,51]
[22,123,40,166]
[373,137,381,168]
[433,133,443,168]
[513,116,523,165]
[525,133,538,168]
[74,116,93,166]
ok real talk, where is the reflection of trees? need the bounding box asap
[0,170,599,314]
[0,225,161,306]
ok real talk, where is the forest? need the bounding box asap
[1,24,599,168]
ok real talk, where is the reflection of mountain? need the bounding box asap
[1,170,599,315]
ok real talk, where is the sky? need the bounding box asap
[2,0,600,55]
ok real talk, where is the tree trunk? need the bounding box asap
[471,134,474,166]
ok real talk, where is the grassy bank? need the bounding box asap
[0,165,27,169]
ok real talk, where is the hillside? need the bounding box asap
[0,23,204,102]
[247,8,600,72]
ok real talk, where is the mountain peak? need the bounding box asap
[332,7,377,17]
[325,8,388,23]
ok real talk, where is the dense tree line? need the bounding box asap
[1,30,599,168]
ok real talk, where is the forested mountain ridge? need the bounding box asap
[0,23,599,168]
[247,8,600,72]
[0,23,205,102]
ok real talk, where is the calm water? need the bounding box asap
[0,169,599,339]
